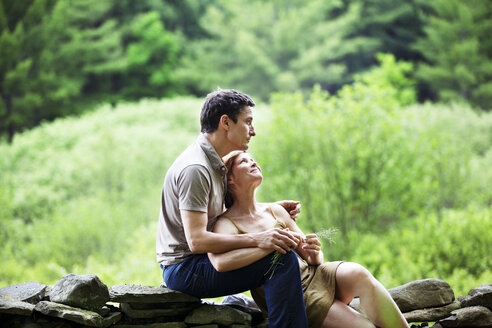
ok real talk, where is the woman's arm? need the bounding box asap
[207,217,275,272]
[208,247,273,272]
[270,203,324,265]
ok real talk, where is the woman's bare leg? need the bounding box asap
[321,300,375,328]
[334,262,409,328]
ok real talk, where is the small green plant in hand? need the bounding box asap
[265,228,338,279]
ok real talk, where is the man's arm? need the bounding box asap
[181,209,301,254]
[276,200,301,221]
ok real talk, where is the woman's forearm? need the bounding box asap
[208,247,273,272]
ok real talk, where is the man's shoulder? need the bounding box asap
[171,140,211,174]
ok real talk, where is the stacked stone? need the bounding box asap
[108,284,258,327]
[0,274,121,327]
[0,275,263,327]
[349,279,491,328]
[1,276,490,327]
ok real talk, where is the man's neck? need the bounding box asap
[204,132,233,158]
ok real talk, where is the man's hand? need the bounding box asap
[277,200,301,221]
[250,228,303,254]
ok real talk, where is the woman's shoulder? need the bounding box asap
[264,202,290,222]
[214,212,240,234]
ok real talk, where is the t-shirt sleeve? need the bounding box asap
[177,165,211,213]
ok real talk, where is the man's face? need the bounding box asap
[227,106,256,150]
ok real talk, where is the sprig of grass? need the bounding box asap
[265,251,283,279]
[265,227,338,279]
[305,228,338,244]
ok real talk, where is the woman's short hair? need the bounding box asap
[200,89,255,133]
[222,150,245,208]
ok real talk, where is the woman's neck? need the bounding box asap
[228,186,260,218]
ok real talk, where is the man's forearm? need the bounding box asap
[208,247,273,272]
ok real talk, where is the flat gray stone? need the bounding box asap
[403,300,461,322]
[120,302,194,318]
[461,284,492,309]
[0,281,47,304]
[185,304,252,326]
[389,279,455,312]
[114,324,187,328]
[469,285,492,297]
[50,273,109,311]
[0,295,35,316]
[114,323,187,328]
[34,300,105,327]
[450,306,492,327]
[102,312,123,328]
[109,284,199,303]
[126,301,197,310]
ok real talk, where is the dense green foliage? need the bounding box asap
[252,55,492,295]
[1,0,491,140]
[0,0,490,298]
[0,98,202,286]
[414,0,492,108]
[1,57,490,296]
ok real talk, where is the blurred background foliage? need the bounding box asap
[0,0,491,296]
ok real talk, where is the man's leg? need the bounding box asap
[162,251,308,328]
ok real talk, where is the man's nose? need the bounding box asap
[250,126,256,136]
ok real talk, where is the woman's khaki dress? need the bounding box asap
[224,208,343,328]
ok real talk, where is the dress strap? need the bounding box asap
[268,205,286,229]
[223,217,248,234]
[268,205,280,221]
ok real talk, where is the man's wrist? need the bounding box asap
[242,232,259,247]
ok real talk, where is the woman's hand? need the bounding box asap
[251,228,303,254]
[276,200,301,221]
[300,233,323,265]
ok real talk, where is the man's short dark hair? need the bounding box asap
[200,89,255,133]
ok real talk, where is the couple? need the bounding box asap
[156,89,409,328]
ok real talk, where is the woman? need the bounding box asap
[208,151,409,328]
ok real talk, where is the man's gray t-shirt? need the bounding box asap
[156,134,227,265]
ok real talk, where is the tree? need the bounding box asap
[414,0,492,110]
[175,0,430,99]
[0,0,48,142]
[0,0,187,141]
[122,11,181,99]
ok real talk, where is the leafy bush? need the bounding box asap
[0,97,202,285]
[252,55,492,268]
[350,206,492,296]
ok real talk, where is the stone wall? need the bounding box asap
[0,274,490,328]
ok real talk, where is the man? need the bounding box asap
[156,89,308,327]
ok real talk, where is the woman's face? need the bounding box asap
[229,152,263,189]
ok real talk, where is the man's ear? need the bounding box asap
[219,114,230,130]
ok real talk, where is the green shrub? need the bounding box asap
[0,97,202,285]
[350,206,492,296]
[252,55,492,257]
